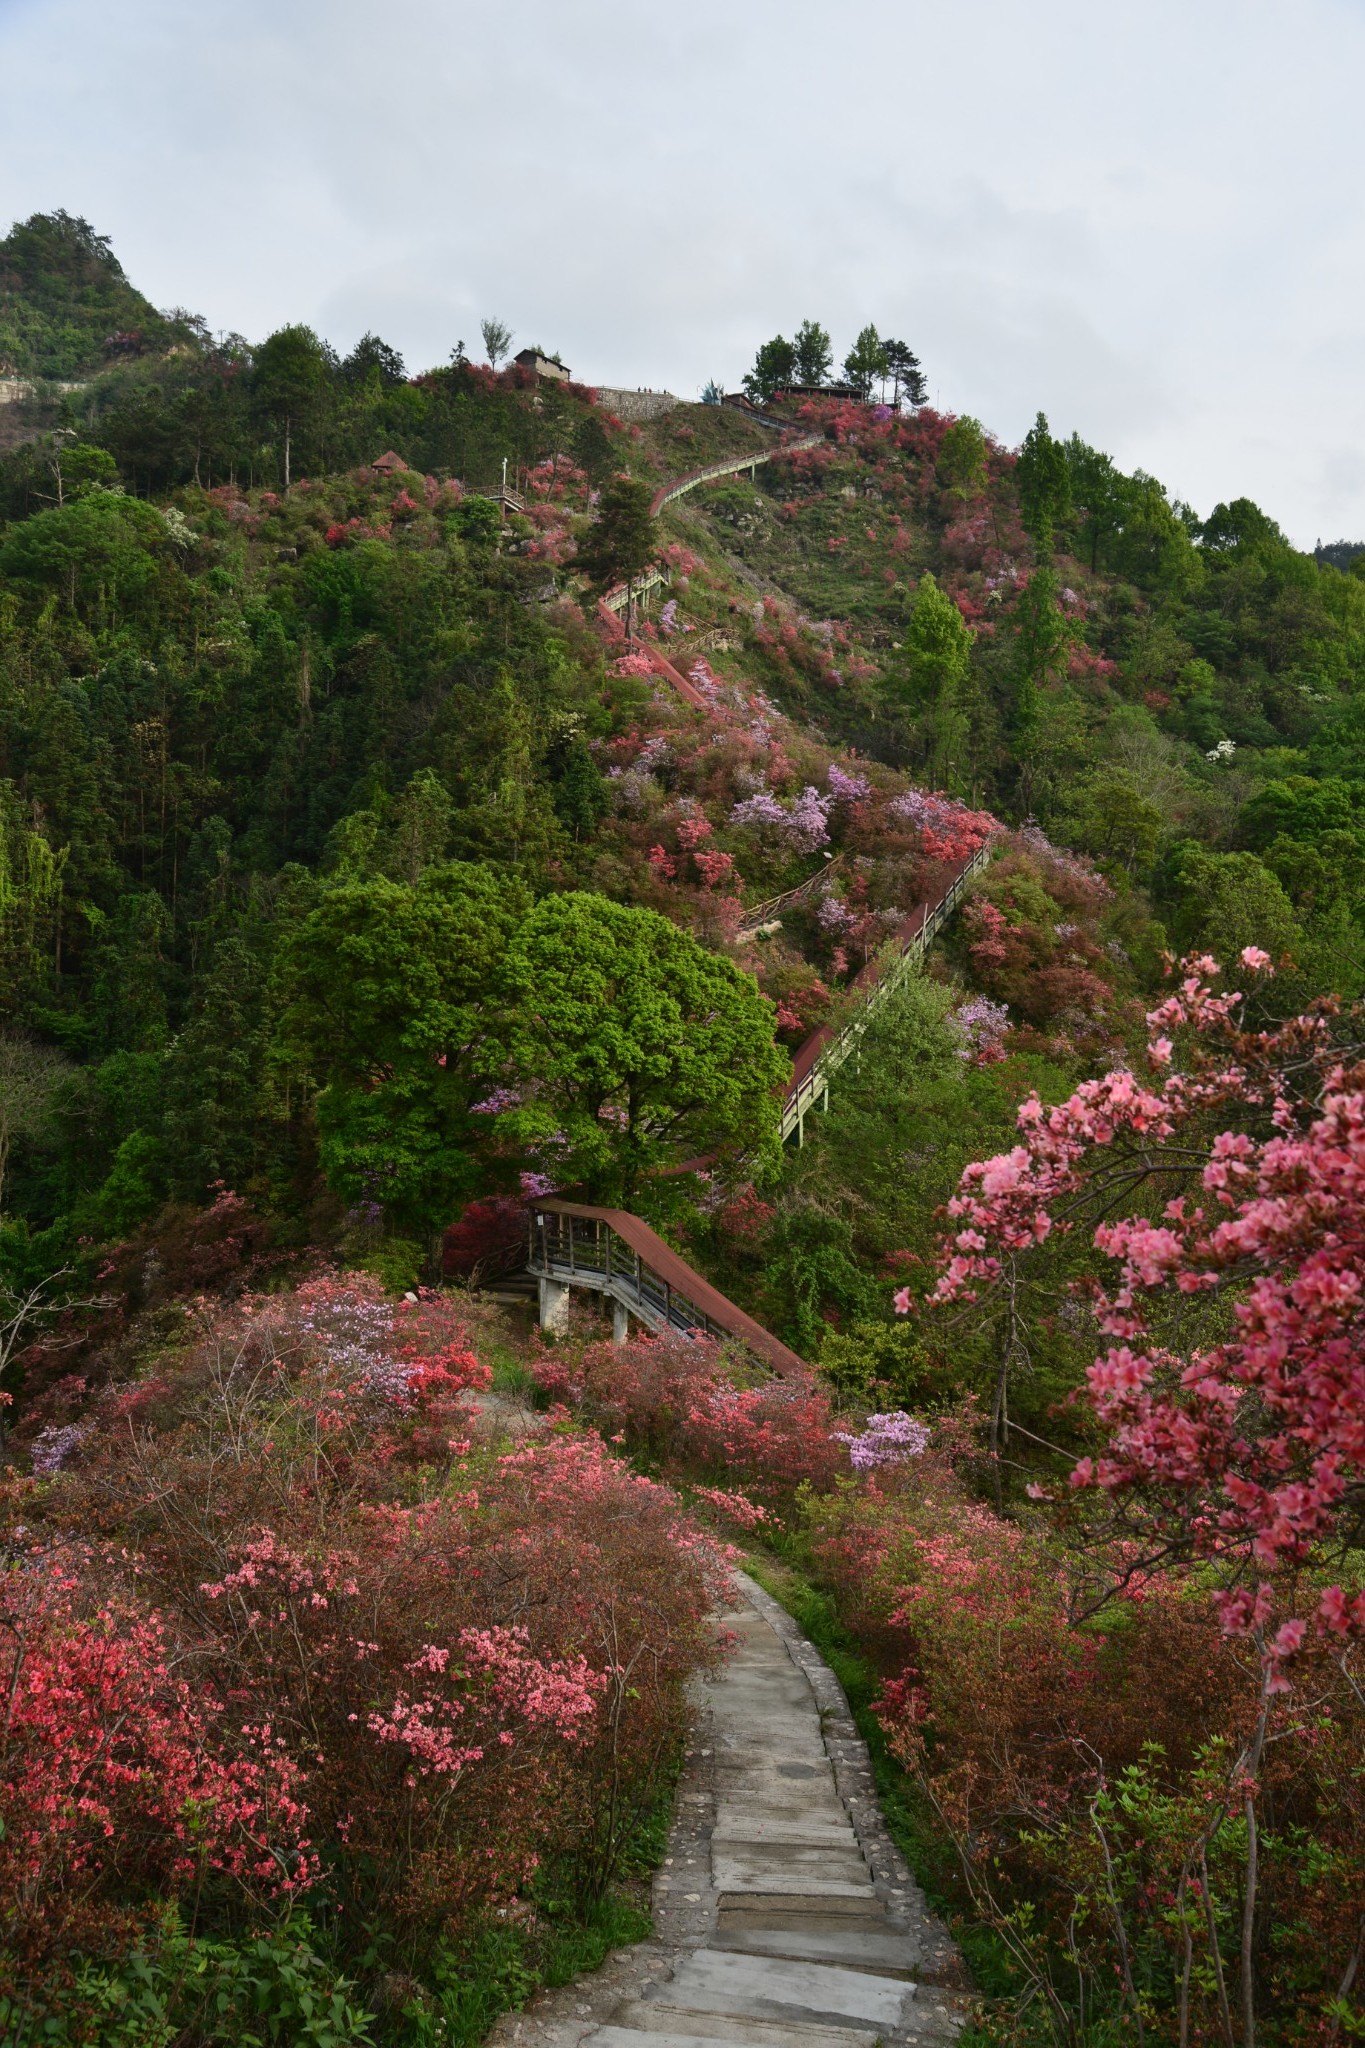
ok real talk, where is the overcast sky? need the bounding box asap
[1,0,1361,545]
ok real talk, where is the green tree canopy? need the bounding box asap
[0,490,168,620]
[743,335,798,403]
[896,573,974,790]
[340,332,406,389]
[1167,844,1301,962]
[793,320,833,386]
[278,862,528,1237]
[575,475,657,619]
[883,340,927,408]
[500,893,788,1201]
[843,324,888,401]
[1015,411,1072,551]
[937,416,988,499]
[251,324,336,486]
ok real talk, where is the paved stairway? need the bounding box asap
[491,1576,965,2048]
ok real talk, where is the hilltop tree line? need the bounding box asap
[0,213,604,506]
[741,318,927,407]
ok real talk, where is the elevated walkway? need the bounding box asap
[527,1200,807,1375]
[781,844,990,1143]
[649,434,822,516]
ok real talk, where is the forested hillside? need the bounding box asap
[3,217,1363,2045]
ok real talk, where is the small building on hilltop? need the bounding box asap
[724,384,857,411]
[369,450,411,475]
[514,348,571,383]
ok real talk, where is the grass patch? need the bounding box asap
[488,1349,536,1397]
[398,1775,676,2045]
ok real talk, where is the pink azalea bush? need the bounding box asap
[4,1280,727,1987]
[922,949,1365,1662]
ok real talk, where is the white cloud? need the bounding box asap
[2,0,1364,542]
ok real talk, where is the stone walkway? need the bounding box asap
[490,1575,967,2048]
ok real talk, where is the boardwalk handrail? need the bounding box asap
[780,842,993,1143]
[527,1199,808,1376]
[649,434,823,517]
[602,564,671,614]
[736,855,846,940]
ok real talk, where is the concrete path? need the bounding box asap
[490,1575,966,2048]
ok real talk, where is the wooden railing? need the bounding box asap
[527,1200,807,1376]
[736,855,846,941]
[779,843,992,1144]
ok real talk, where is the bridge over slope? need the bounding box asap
[527,1199,807,1374]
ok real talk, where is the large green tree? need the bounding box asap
[278,863,527,1239]
[743,334,798,404]
[575,475,657,640]
[843,324,888,401]
[251,324,336,487]
[1015,410,1072,552]
[793,320,833,387]
[937,416,988,499]
[897,573,974,791]
[500,894,788,1202]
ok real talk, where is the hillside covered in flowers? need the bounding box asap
[2,217,1364,2044]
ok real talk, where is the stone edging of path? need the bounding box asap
[737,1572,964,1988]
[486,1572,970,2048]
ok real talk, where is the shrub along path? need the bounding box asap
[489,1575,966,2048]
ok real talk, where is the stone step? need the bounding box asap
[712,1915,920,1981]
[712,1846,875,1896]
[657,1950,914,2031]
[712,1820,858,1846]
[716,1893,890,1919]
[603,2016,876,2048]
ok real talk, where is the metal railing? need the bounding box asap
[602,565,672,615]
[779,843,992,1143]
[528,1209,729,1344]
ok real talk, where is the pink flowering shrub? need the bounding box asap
[0,1554,315,1970]
[925,951,1365,1662]
[799,1415,1365,2040]
[529,1331,844,1501]
[8,1282,726,1979]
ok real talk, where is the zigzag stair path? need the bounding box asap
[501,429,980,2033]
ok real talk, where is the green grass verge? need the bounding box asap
[5,1785,677,2048]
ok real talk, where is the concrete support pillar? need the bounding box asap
[612,1297,631,1345]
[538,1276,572,1334]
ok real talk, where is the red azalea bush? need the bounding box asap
[529,1330,844,1500]
[956,850,1122,1032]
[5,1280,726,1991]
[441,1195,528,1279]
[0,1555,315,1972]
